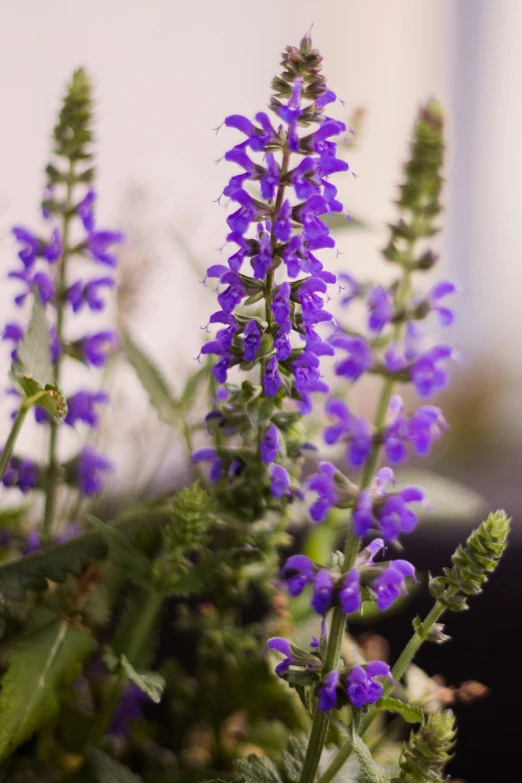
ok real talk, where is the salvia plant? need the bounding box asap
[0,33,510,783]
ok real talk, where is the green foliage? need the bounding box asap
[376,698,423,724]
[395,710,456,782]
[52,67,93,162]
[234,755,281,783]
[280,736,308,783]
[0,610,96,760]
[120,654,165,703]
[86,747,143,782]
[166,483,214,550]
[0,507,165,602]
[123,330,180,426]
[12,298,67,420]
[86,515,153,588]
[430,509,510,611]
[353,736,391,783]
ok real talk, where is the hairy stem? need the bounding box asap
[317,597,450,783]
[0,406,29,483]
[42,162,75,538]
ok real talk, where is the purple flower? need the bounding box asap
[269,464,290,498]
[346,661,392,709]
[78,330,119,367]
[324,398,351,444]
[295,195,330,241]
[307,462,338,523]
[263,356,283,397]
[2,322,24,359]
[2,457,38,494]
[242,320,261,361]
[283,235,304,278]
[427,280,457,326]
[347,416,372,468]
[376,485,425,541]
[410,345,454,398]
[67,277,115,313]
[226,233,258,272]
[278,78,303,124]
[260,153,279,200]
[408,405,447,455]
[274,199,292,242]
[217,271,244,313]
[291,157,321,200]
[338,568,361,614]
[223,112,275,152]
[65,390,109,428]
[108,682,146,737]
[311,568,335,614]
[77,447,112,496]
[368,286,393,333]
[8,268,55,307]
[260,424,279,463]
[318,669,340,712]
[12,227,42,268]
[373,560,416,610]
[353,490,376,537]
[44,228,63,263]
[274,328,292,361]
[266,636,294,676]
[297,277,327,323]
[272,282,292,324]
[226,189,258,234]
[331,335,373,381]
[77,189,96,231]
[337,272,359,307]
[280,554,316,596]
[192,447,223,482]
[87,229,124,267]
[23,530,41,555]
[251,232,272,280]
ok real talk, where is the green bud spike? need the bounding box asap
[165,482,214,551]
[396,710,456,782]
[52,67,93,163]
[430,510,510,611]
[383,99,445,265]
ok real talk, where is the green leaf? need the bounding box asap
[234,754,281,783]
[281,735,308,783]
[86,747,143,782]
[86,515,152,587]
[13,299,67,421]
[123,330,179,426]
[0,611,96,760]
[352,735,391,783]
[376,697,424,724]
[0,507,166,603]
[16,298,54,386]
[120,654,165,704]
[180,362,211,411]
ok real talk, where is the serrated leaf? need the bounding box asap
[376,697,423,724]
[15,298,54,386]
[120,654,165,703]
[16,377,67,421]
[281,736,308,783]
[0,507,166,604]
[123,330,179,426]
[86,747,143,782]
[0,611,96,760]
[86,515,152,588]
[352,736,391,783]
[235,754,281,783]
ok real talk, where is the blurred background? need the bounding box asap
[0,2,520,780]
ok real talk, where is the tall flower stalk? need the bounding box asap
[1,68,123,541]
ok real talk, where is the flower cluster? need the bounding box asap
[266,635,395,712]
[280,538,416,615]
[194,34,351,508]
[1,70,122,513]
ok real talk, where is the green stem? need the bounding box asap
[0,405,29,483]
[317,598,450,783]
[300,256,417,783]
[94,588,163,744]
[42,162,75,538]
